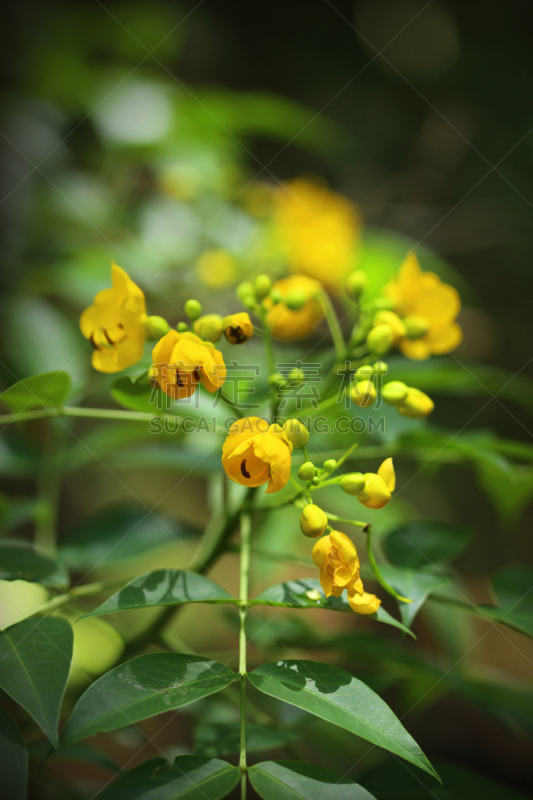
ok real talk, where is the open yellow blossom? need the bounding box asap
[386,252,462,360]
[347,578,381,615]
[151,330,226,400]
[312,530,361,598]
[80,262,147,373]
[357,458,396,510]
[196,250,237,289]
[222,417,293,493]
[264,275,324,341]
[275,179,361,287]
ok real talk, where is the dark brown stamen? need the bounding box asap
[176,372,184,387]
[193,369,201,382]
[89,334,101,351]
[102,327,115,346]
[229,326,246,344]
[240,460,251,479]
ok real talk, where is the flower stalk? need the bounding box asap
[239,511,252,799]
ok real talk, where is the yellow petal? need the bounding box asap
[377,458,395,492]
[329,530,357,565]
[311,535,330,568]
[348,591,381,615]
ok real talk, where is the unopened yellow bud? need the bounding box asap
[146,316,170,341]
[358,473,392,509]
[323,459,337,473]
[373,361,388,375]
[356,365,374,379]
[403,315,429,339]
[382,381,409,406]
[345,270,367,299]
[193,314,223,343]
[374,311,407,344]
[184,299,202,322]
[298,461,316,481]
[223,313,254,344]
[397,388,434,418]
[282,418,309,449]
[367,324,394,355]
[350,379,376,408]
[300,504,328,538]
[285,288,309,311]
[254,274,272,300]
[340,473,365,495]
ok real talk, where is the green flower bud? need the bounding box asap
[282,418,310,449]
[184,299,202,321]
[323,459,337,473]
[177,321,189,333]
[254,274,272,300]
[373,360,389,375]
[193,314,224,343]
[351,379,376,408]
[145,315,170,341]
[312,476,321,486]
[367,324,394,355]
[269,288,283,305]
[403,315,429,339]
[382,381,409,406]
[345,269,367,299]
[298,461,316,481]
[285,288,308,311]
[372,296,396,312]
[300,504,328,538]
[269,373,286,387]
[356,365,374,378]
[237,282,256,309]
[340,473,366,495]
[288,367,305,384]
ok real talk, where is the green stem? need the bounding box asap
[319,290,345,360]
[324,512,367,528]
[0,406,225,434]
[239,512,251,798]
[31,577,130,618]
[366,526,413,604]
[35,419,65,556]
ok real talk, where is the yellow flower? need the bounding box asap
[386,253,462,360]
[357,458,396,510]
[222,417,292,494]
[196,250,237,288]
[264,275,324,341]
[151,330,226,399]
[312,530,360,598]
[223,312,254,344]
[275,179,361,287]
[347,578,381,615]
[80,262,147,373]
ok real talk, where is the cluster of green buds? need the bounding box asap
[183,297,254,345]
[236,274,272,310]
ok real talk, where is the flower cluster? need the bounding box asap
[80,186,462,620]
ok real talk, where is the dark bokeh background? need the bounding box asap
[1,2,533,798]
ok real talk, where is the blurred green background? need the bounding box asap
[1,1,533,798]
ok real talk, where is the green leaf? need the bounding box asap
[111,373,171,415]
[0,371,71,412]
[247,660,439,781]
[94,755,241,800]
[195,722,300,758]
[29,741,120,773]
[80,570,234,620]
[0,540,69,588]
[0,617,73,748]
[360,759,529,799]
[59,506,198,568]
[378,565,449,628]
[62,653,239,745]
[382,521,472,569]
[252,578,415,637]
[0,707,27,800]
[249,760,377,800]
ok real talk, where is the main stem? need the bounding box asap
[239,511,251,799]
